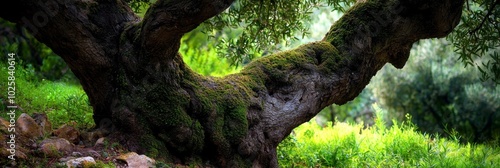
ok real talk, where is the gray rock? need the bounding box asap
[76,148,101,158]
[16,113,43,140]
[71,151,83,157]
[81,128,110,146]
[53,124,80,144]
[39,138,73,157]
[95,137,106,147]
[0,117,10,133]
[66,156,96,168]
[116,152,155,168]
[32,113,52,135]
[87,150,101,158]
[59,156,76,162]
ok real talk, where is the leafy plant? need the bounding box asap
[448,0,500,83]
[180,27,241,76]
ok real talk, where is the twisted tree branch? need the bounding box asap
[140,0,236,60]
[0,0,139,125]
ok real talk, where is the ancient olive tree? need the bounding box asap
[0,0,465,167]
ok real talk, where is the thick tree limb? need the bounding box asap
[232,0,465,166]
[129,1,464,166]
[0,0,137,67]
[0,0,465,167]
[0,0,139,124]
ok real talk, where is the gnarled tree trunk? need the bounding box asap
[0,0,464,167]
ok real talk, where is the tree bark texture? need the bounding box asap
[0,0,464,167]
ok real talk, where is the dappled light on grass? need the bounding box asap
[278,116,500,167]
[25,81,94,129]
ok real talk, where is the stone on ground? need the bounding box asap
[116,152,156,168]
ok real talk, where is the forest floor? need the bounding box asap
[0,112,166,168]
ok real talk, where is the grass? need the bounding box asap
[0,63,94,129]
[277,115,500,167]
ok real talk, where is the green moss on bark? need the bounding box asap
[242,41,342,84]
[324,0,405,53]
[118,67,251,165]
[140,134,169,159]
[191,75,251,151]
[113,38,345,166]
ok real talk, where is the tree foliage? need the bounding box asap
[123,0,500,82]
[203,0,356,65]
[179,27,240,76]
[104,1,500,139]
[201,0,499,82]
[7,0,496,82]
[371,39,500,143]
[448,0,500,84]
[123,0,357,65]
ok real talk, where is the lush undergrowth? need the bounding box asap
[278,116,500,167]
[0,63,94,129]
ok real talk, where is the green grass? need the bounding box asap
[278,116,500,167]
[0,63,94,129]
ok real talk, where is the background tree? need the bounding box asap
[448,0,500,83]
[0,0,480,167]
[370,39,500,143]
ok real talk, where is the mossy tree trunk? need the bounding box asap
[1,0,464,167]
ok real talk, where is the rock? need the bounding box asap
[0,118,9,157]
[0,144,11,158]
[87,150,101,158]
[16,113,43,140]
[1,117,28,161]
[0,117,8,141]
[32,113,52,135]
[15,150,28,160]
[73,148,101,158]
[80,128,109,147]
[0,132,4,147]
[95,137,106,147]
[39,138,73,157]
[0,148,27,161]
[116,152,155,168]
[59,156,76,162]
[53,124,80,144]
[66,156,96,168]
[72,151,83,157]
[0,117,11,133]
